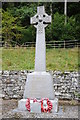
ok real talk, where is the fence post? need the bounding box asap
[76,40,78,48]
[75,40,77,48]
[64,40,65,49]
[54,41,55,49]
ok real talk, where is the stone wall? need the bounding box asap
[0,70,79,100]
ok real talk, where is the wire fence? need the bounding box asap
[0,39,80,49]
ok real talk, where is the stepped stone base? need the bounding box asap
[18,98,58,113]
[23,72,55,99]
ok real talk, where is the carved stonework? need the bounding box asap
[18,6,58,113]
[37,6,45,15]
[30,6,51,34]
[38,23,43,34]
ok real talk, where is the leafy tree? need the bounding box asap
[2,2,80,45]
[46,12,77,41]
[20,26,36,44]
[2,9,24,45]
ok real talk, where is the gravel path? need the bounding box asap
[1,99,79,118]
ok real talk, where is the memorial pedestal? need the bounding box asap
[18,72,58,113]
[23,72,55,99]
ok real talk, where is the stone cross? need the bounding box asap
[31,6,51,71]
[18,6,58,112]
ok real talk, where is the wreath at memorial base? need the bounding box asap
[25,98,53,112]
[25,98,37,112]
[41,98,53,112]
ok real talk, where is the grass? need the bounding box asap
[2,47,78,71]
[0,48,2,70]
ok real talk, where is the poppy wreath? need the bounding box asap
[25,98,30,112]
[25,98,53,112]
[25,98,38,112]
[41,98,53,112]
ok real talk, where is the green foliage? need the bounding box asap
[20,26,36,44]
[75,13,80,40]
[2,9,24,45]
[2,3,37,44]
[46,12,77,41]
[2,2,80,44]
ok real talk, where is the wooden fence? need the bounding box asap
[0,40,80,48]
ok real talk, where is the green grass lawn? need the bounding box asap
[2,47,78,71]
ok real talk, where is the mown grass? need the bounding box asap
[2,47,78,71]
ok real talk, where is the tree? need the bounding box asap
[46,12,76,41]
[2,2,80,44]
[2,9,24,45]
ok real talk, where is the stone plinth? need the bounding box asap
[30,102,41,113]
[23,72,55,99]
[18,98,58,113]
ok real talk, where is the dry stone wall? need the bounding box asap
[0,70,79,100]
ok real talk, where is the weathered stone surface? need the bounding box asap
[24,6,58,113]
[18,99,26,111]
[30,102,41,113]
[23,72,55,99]
[31,6,51,72]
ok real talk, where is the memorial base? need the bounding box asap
[23,72,55,99]
[18,98,58,113]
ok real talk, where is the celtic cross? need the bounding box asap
[30,6,51,71]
